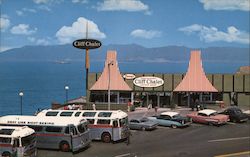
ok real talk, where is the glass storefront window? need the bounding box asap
[90,91,130,104]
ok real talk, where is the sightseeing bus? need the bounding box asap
[0,126,36,157]
[36,109,129,143]
[0,116,91,152]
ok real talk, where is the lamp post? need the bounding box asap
[65,86,69,103]
[19,92,24,115]
[108,61,114,110]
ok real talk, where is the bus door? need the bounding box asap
[69,124,79,152]
[112,119,119,141]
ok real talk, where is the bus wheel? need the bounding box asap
[101,132,111,143]
[60,141,70,152]
[2,152,11,157]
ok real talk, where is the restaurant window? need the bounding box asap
[90,91,131,104]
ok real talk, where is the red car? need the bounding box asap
[187,109,229,126]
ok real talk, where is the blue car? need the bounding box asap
[147,112,192,128]
[129,118,158,131]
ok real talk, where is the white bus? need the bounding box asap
[0,115,91,152]
[0,126,36,157]
[36,109,129,143]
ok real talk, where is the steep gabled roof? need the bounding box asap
[174,50,218,92]
[90,50,132,91]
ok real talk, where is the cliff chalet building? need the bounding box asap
[83,50,249,111]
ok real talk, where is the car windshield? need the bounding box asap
[140,118,149,122]
[172,114,181,118]
[234,109,243,114]
[209,112,218,116]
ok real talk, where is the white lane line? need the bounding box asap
[114,153,131,157]
[208,137,250,143]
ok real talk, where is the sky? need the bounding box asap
[0,0,249,52]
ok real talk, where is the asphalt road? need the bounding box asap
[37,121,250,157]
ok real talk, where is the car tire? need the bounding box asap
[141,127,146,131]
[60,141,70,152]
[208,122,213,126]
[101,132,111,143]
[2,152,11,157]
[171,125,177,129]
[232,119,237,123]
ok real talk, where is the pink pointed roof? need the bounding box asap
[90,51,132,91]
[174,50,218,92]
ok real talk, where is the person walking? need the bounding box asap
[92,103,96,110]
[126,129,132,145]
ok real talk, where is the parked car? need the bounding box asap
[129,118,158,131]
[243,110,250,120]
[187,109,229,126]
[220,106,248,123]
[147,112,192,128]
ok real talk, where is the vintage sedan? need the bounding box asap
[129,118,158,131]
[187,109,229,126]
[220,106,248,123]
[147,112,192,128]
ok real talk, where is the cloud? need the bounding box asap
[179,24,250,44]
[37,5,51,11]
[96,0,150,13]
[11,24,37,35]
[28,37,51,45]
[55,17,106,44]
[72,0,88,4]
[130,29,162,39]
[16,8,37,16]
[0,16,10,32]
[16,11,24,16]
[199,0,250,11]
[33,0,62,4]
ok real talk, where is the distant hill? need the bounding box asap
[0,44,249,64]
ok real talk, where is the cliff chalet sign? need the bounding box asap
[123,74,136,80]
[73,39,101,49]
[133,76,164,88]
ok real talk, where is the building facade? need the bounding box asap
[86,50,249,110]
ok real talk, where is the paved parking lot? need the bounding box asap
[37,111,250,157]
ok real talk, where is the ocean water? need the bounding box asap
[0,61,247,116]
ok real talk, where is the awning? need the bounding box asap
[174,50,218,92]
[90,50,132,91]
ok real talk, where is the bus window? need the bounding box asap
[113,120,118,127]
[0,129,14,135]
[14,138,20,147]
[70,126,77,136]
[21,133,35,147]
[98,112,112,117]
[29,126,43,132]
[64,126,69,134]
[60,112,73,117]
[77,124,86,133]
[119,118,128,127]
[87,119,95,124]
[0,137,11,143]
[82,112,96,117]
[97,119,110,125]
[74,112,81,117]
[45,126,62,133]
[45,111,59,116]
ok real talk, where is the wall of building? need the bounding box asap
[88,73,250,108]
